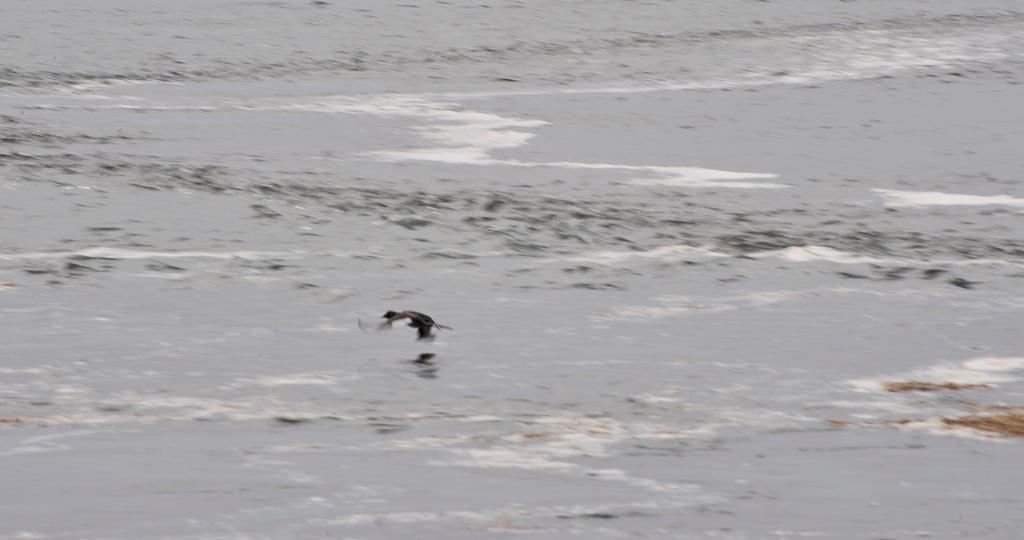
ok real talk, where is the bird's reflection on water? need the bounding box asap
[410,352,438,379]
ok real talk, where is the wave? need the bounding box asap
[566,244,1024,267]
[875,189,1024,208]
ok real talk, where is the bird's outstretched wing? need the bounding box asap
[356,319,380,333]
[358,311,411,333]
[357,318,395,333]
[381,311,411,329]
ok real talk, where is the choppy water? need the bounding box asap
[3,2,1024,539]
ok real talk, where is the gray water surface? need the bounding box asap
[2,2,1024,539]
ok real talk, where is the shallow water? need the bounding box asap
[2,1,1024,539]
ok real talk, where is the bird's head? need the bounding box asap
[382,310,399,319]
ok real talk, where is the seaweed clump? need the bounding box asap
[941,413,1024,437]
[883,381,990,392]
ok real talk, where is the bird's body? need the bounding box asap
[378,310,453,341]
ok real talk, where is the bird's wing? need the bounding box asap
[404,311,435,325]
[379,311,411,330]
[416,325,435,341]
[358,313,406,333]
[386,311,411,323]
[357,319,387,333]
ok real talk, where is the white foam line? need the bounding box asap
[875,189,1024,209]
[599,304,734,320]
[119,271,192,280]
[0,247,298,261]
[848,356,1024,392]
[409,36,1006,102]
[237,371,358,387]
[762,245,1024,267]
[571,244,892,267]
[32,27,1001,199]
[0,430,101,457]
[253,93,786,189]
[528,160,784,188]
[563,243,1023,270]
[370,144,784,189]
[0,367,53,375]
[274,29,1003,189]
[63,79,175,93]
[371,149,786,188]
[5,531,47,540]
[828,399,921,416]
[359,410,802,489]
[598,286,952,321]
[835,356,1024,440]
[752,245,893,265]
[0,247,397,262]
[412,27,1009,102]
[8,392,358,426]
[52,25,1007,109]
[890,417,1009,442]
[316,495,719,527]
[256,443,336,454]
[564,244,727,265]
[8,395,511,427]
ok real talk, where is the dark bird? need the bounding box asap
[376,310,453,341]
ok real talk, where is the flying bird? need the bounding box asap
[365,310,453,341]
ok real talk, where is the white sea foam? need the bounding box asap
[599,287,862,321]
[567,244,889,267]
[752,245,1021,268]
[848,356,1024,392]
[875,189,1024,208]
[566,244,726,265]
[769,530,829,538]
[316,496,717,527]
[225,26,1008,187]
[6,532,47,540]
[423,29,1007,102]
[0,367,52,375]
[9,393,513,427]
[8,392,353,426]
[256,443,335,454]
[837,356,1024,440]
[268,93,787,189]
[63,78,172,93]
[629,164,784,188]
[563,242,1023,270]
[890,417,1009,442]
[365,414,697,475]
[369,106,547,166]
[0,247,298,261]
[362,408,807,488]
[371,129,785,189]
[242,373,344,386]
[67,28,1000,194]
[44,103,221,112]
[771,247,1006,267]
[828,399,920,416]
[961,357,1024,372]
[600,304,733,320]
[753,246,891,265]
[0,430,100,457]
